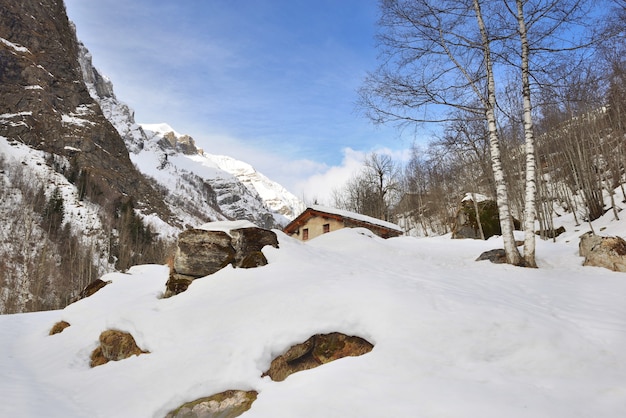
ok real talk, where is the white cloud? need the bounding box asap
[293,148,365,206]
[293,146,414,206]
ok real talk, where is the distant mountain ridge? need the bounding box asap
[77,41,304,229]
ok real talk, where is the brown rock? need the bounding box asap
[78,279,111,300]
[90,330,148,367]
[230,227,278,268]
[262,332,374,382]
[0,0,172,224]
[312,332,374,364]
[163,273,194,298]
[49,320,70,335]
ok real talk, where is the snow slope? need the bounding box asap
[0,203,625,417]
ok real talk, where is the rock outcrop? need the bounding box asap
[0,0,172,221]
[453,197,520,240]
[475,249,508,264]
[90,330,148,367]
[262,332,374,382]
[174,230,236,278]
[78,279,111,300]
[49,321,70,336]
[164,226,279,297]
[579,232,626,272]
[164,390,258,418]
[230,227,279,268]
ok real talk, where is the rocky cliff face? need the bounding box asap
[75,36,304,229]
[0,0,306,313]
[0,0,171,220]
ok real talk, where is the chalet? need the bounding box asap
[283,205,404,241]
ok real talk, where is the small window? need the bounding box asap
[323,223,330,233]
[303,228,309,240]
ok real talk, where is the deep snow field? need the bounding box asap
[1,203,626,417]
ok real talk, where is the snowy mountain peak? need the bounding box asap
[140,123,182,138]
[75,36,304,227]
[140,125,306,221]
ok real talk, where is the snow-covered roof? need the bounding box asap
[461,192,489,203]
[310,205,402,232]
[284,205,403,234]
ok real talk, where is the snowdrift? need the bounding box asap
[1,221,626,417]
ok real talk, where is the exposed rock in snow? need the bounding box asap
[262,332,374,382]
[579,232,626,272]
[164,390,258,418]
[90,329,149,367]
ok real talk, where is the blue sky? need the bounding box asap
[64,0,422,203]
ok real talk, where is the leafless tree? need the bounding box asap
[333,152,401,221]
[360,0,523,264]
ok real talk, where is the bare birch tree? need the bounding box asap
[361,0,522,264]
[513,0,538,267]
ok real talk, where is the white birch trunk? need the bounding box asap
[516,0,537,267]
[473,0,522,265]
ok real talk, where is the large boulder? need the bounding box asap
[174,229,236,278]
[579,232,626,272]
[165,226,278,297]
[164,390,258,418]
[452,197,520,240]
[262,332,374,382]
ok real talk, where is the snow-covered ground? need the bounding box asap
[1,201,625,417]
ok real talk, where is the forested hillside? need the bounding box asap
[334,0,626,257]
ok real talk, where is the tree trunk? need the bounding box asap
[474,0,522,265]
[471,192,486,240]
[516,0,537,267]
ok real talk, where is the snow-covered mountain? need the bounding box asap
[77,42,304,230]
[0,0,305,314]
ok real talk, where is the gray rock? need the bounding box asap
[579,232,626,272]
[165,226,279,297]
[164,390,257,418]
[475,249,507,264]
[174,229,236,277]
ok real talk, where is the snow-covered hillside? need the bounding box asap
[1,194,625,417]
[0,135,117,311]
[77,41,304,229]
[140,123,305,225]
